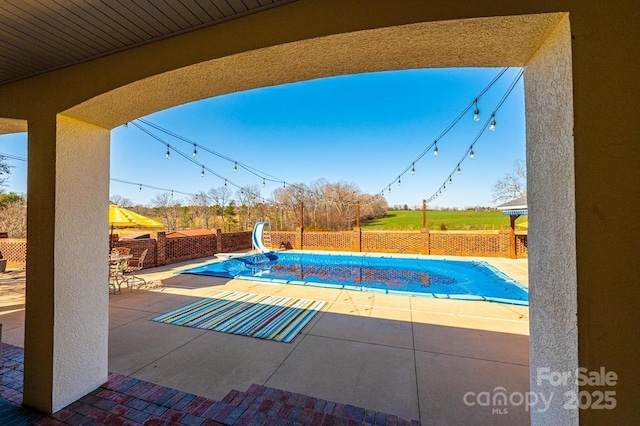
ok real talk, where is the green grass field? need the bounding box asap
[361,210,527,231]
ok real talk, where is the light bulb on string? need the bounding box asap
[457,166,461,175]
[224,179,227,188]
[233,162,237,173]
[411,163,415,175]
[201,166,204,178]
[123,123,128,130]
[262,178,266,188]
[473,100,480,122]
[490,115,496,132]
[449,177,453,185]
[433,142,439,157]
[397,177,401,186]
[388,186,391,194]
[165,145,170,159]
[138,184,142,192]
[193,144,197,157]
[470,149,475,159]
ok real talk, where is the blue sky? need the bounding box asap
[1,67,525,208]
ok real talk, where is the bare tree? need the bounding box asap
[109,194,133,207]
[208,185,233,226]
[237,184,262,230]
[491,159,527,203]
[0,155,12,191]
[151,192,180,231]
[0,197,27,237]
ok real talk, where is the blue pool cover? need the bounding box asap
[180,252,529,306]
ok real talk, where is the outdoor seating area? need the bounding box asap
[109,248,149,294]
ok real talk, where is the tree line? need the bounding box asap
[112,179,388,232]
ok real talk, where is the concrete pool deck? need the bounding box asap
[0,254,530,425]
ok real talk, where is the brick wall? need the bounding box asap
[303,231,354,251]
[220,231,252,253]
[269,230,527,258]
[112,239,157,269]
[0,239,27,268]
[429,231,510,257]
[0,229,527,270]
[270,232,296,250]
[516,233,528,258]
[362,231,422,253]
[165,235,217,263]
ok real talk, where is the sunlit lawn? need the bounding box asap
[362,210,527,231]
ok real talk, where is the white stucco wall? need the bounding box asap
[525,16,578,425]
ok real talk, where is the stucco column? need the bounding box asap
[525,17,578,425]
[23,114,110,413]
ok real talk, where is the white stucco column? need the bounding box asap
[23,114,110,413]
[525,17,579,425]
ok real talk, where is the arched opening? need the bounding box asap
[3,11,577,424]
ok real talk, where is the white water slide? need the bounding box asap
[252,222,272,253]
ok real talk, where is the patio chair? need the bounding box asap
[122,249,148,291]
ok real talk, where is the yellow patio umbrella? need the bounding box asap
[109,204,163,248]
[109,204,163,228]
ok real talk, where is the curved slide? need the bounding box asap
[252,222,272,254]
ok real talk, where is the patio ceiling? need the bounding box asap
[0,0,295,85]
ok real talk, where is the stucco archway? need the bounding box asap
[4,11,577,425]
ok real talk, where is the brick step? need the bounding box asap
[214,384,420,426]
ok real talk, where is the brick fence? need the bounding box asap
[270,229,528,258]
[0,228,527,268]
[0,230,252,269]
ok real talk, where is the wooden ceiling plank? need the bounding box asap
[150,0,195,29]
[225,0,249,14]
[179,0,218,22]
[0,21,83,63]
[0,2,98,58]
[242,0,262,9]
[80,0,147,43]
[23,0,121,50]
[211,0,236,17]
[59,0,138,46]
[125,0,176,33]
[95,0,163,39]
[192,0,225,20]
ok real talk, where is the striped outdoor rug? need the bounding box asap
[151,291,326,343]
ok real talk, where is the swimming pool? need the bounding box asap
[181,252,528,305]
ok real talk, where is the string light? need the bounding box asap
[388,186,391,193]
[262,178,266,188]
[123,123,128,130]
[411,163,415,175]
[224,179,227,188]
[473,100,480,122]
[422,69,523,203]
[138,184,142,192]
[201,166,204,178]
[233,162,237,173]
[397,177,401,186]
[433,142,439,157]
[375,67,509,197]
[165,145,170,159]
[193,144,197,157]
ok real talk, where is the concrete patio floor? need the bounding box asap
[0,254,530,425]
